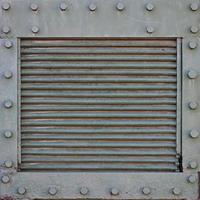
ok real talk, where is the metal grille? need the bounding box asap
[20,38,180,172]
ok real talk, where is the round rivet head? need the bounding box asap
[110,188,119,196]
[188,41,198,49]
[146,26,154,33]
[3,100,13,109]
[3,71,13,79]
[17,187,26,195]
[188,175,197,183]
[30,3,38,11]
[190,25,199,34]
[2,26,10,34]
[4,40,13,49]
[116,2,125,11]
[189,129,200,138]
[89,3,97,11]
[146,3,154,11]
[59,2,68,11]
[4,160,13,168]
[80,186,89,195]
[187,70,198,79]
[142,187,151,195]
[2,2,10,10]
[188,161,198,169]
[190,3,199,11]
[172,187,181,195]
[32,26,39,33]
[1,175,10,184]
[4,130,13,138]
[188,101,198,110]
[48,187,57,195]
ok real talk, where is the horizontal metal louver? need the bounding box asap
[20,38,180,172]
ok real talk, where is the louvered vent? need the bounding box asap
[20,38,180,172]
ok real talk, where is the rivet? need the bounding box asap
[1,175,10,184]
[188,161,198,169]
[146,3,154,11]
[32,26,39,33]
[17,187,26,195]
[48,187,57,195]
[190,25,199,34]
[3,130,13,138]
[59,2,68,11]
[3,71,13,79]
[3,100,13,109]
[188,101,198,110]
[110,188,119,196]
[188,175,197,183]
[116,2,125,11]
[2,26,11,34]
[187,70,198,79]
[30,3,38,11]
[89,3,97,11]
[4,160,13,168]
[142,187,151,195]
[146,26,154,33]
[190,2,199,11]
[189,129,200,138]
[80,186,89,195]
[188,41,198,49]
[1,2,10,10]
[4,40,13,49]
[172,187,181,195]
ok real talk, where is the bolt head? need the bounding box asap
[89,3,97,11]
[3,71,13,79]
[30,3,38,11]
[190,2,199,11]
[189,129,200,138]
[188,161,198,169]
[146,3,154,11]
[188,41,198,49]
[188,175,197,183]
[146,26,154,33]
[80,186,89,195]
[187,70,198,79]
[48,187,57,195]
[188,101,198,110]
[172,187,181,195]
[2,2,10,10]
[116,2,125,11]
[32,26,39,33]
[4,130,13,138]
[2,26,10,34]
[1,175,10,184]
[4,160,13,168]
[142,187,151,195]
[4,40,13,49]
[59,2,68,11]
[190,25,199,34]
[110,188,119,196]
[3,100,13,109]
[18,187,26,195]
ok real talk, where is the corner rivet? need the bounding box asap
[188,175,197,183]
[3,71,13,79]
[142,187,151,195]
[188,161,198,169]
[17,187,26,195]
[32,26,39,33]
[146,26,154,33]
[190,25,199,34]
[48,187,57,195]
[146,3,154,11]
[1,175,10,184]
[187,70,198,79]
[190,3,199,11]
[4,160,13,168]
[189,129,200,138]
[188,101,198,110]
[2,2,10,10]
[4,40,13,49]
[89,3,97,11]
[3,100,13,109]
[188,41,198,49]
[116,2,125,11]
[172,187,181,195]
[30,3,38,11]
[3,130,13,138]
[80,186,89,195]
[59,2,68,11]
[110,188,119,196]
[2,26,11,34]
